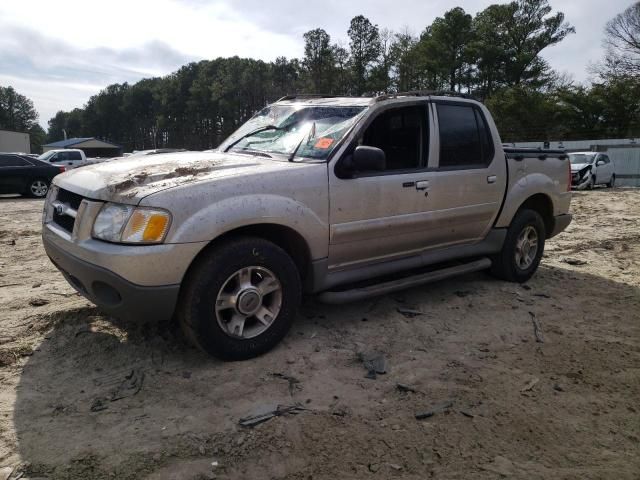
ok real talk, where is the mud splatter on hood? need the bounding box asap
[53,151,264,204]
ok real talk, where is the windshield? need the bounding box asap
[38,151,56,161]
[569,154,595,165]
[218,105,367,160]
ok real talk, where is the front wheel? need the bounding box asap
[178,237,301,361]
[26,179,49,198]
[490,209,546,283]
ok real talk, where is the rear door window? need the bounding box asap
[437,104,493,169]
[69,151,82,161]
[0,155,29,167]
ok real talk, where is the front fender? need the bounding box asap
[168,194,329,259]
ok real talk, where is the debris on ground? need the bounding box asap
[396,383,418,394]
[358,352,388,379]
[415,401,453,419]
[90,398,108,412]
[28,298,49,307]
[238,403,307,428]
[90,369,145,412]
[396,308,425,318]
[521,377,540,392]
[529,312,544,343]
[459,410,475,418]
[454,290,471,297]
[563,258,588,266]
[111,369,145,401]
[270,372,301,396]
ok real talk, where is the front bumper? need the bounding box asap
[549,213,572,238]
[44,234,180,322]
[41,187,207,322]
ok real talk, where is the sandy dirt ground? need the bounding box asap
[0,189,638,480]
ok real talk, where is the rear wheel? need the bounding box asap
[178,237,301,361]
[491,209,546,283]
[26,179,49,198]
[607,174,616,188]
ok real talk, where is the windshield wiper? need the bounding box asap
[223,125,284,153]
[236,148,273,158]
[288,122,316,162]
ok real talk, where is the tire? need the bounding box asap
[607,174,616,188]
[490,209,546,283]
[26,178,49,198]
[587,175,595,190]
[178,236,301,361]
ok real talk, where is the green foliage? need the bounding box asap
[28,124,46,154]
[0,86,39,132]
[42,3,638,148]
[416,7,474,92]
[302,29,335,93]
[348,15,382,94]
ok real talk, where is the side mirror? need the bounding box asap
[596,160,604,166]
[353,146,386,172]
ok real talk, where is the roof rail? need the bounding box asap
[276,94,341,102]
[374,90,478,102]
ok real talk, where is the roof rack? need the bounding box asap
[374,90,478,102]
[276,94,341,102]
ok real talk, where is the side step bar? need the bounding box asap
[317,258,492,304]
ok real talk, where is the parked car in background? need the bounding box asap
[43,92,572,361]
[38,149,92,169]
[570,152,616,189]
[0,153,65,197]
[9,152,39,158]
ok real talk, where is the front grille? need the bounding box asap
[57,188,84,210]
[53,211,75,232]
[51,188,85,234]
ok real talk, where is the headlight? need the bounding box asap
[92,203,171,244]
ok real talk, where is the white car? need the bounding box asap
[38,149,90,169]
[570,152,616,190]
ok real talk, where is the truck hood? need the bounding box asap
[53,151,279,204]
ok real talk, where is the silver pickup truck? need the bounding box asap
[42,92,572,360]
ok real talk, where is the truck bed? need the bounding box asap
[503,147,568,160]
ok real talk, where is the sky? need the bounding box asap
[0,0,634,129]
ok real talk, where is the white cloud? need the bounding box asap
[0,0,634,128]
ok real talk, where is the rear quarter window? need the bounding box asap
[437,103,493,169]
[0,155,30,167]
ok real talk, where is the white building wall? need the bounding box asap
[0,130,30,153]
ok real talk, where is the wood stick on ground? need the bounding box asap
[529,312,544,343]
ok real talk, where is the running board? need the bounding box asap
[317,258,492,304]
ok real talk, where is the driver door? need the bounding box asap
[328,103,433,270]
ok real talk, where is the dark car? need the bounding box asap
[0,153,65,198]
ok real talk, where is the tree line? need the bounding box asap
[0,86,46,152]
[1,0,639,153]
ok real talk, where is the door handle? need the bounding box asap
[487,175,497,184]
[415,180,430,191]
